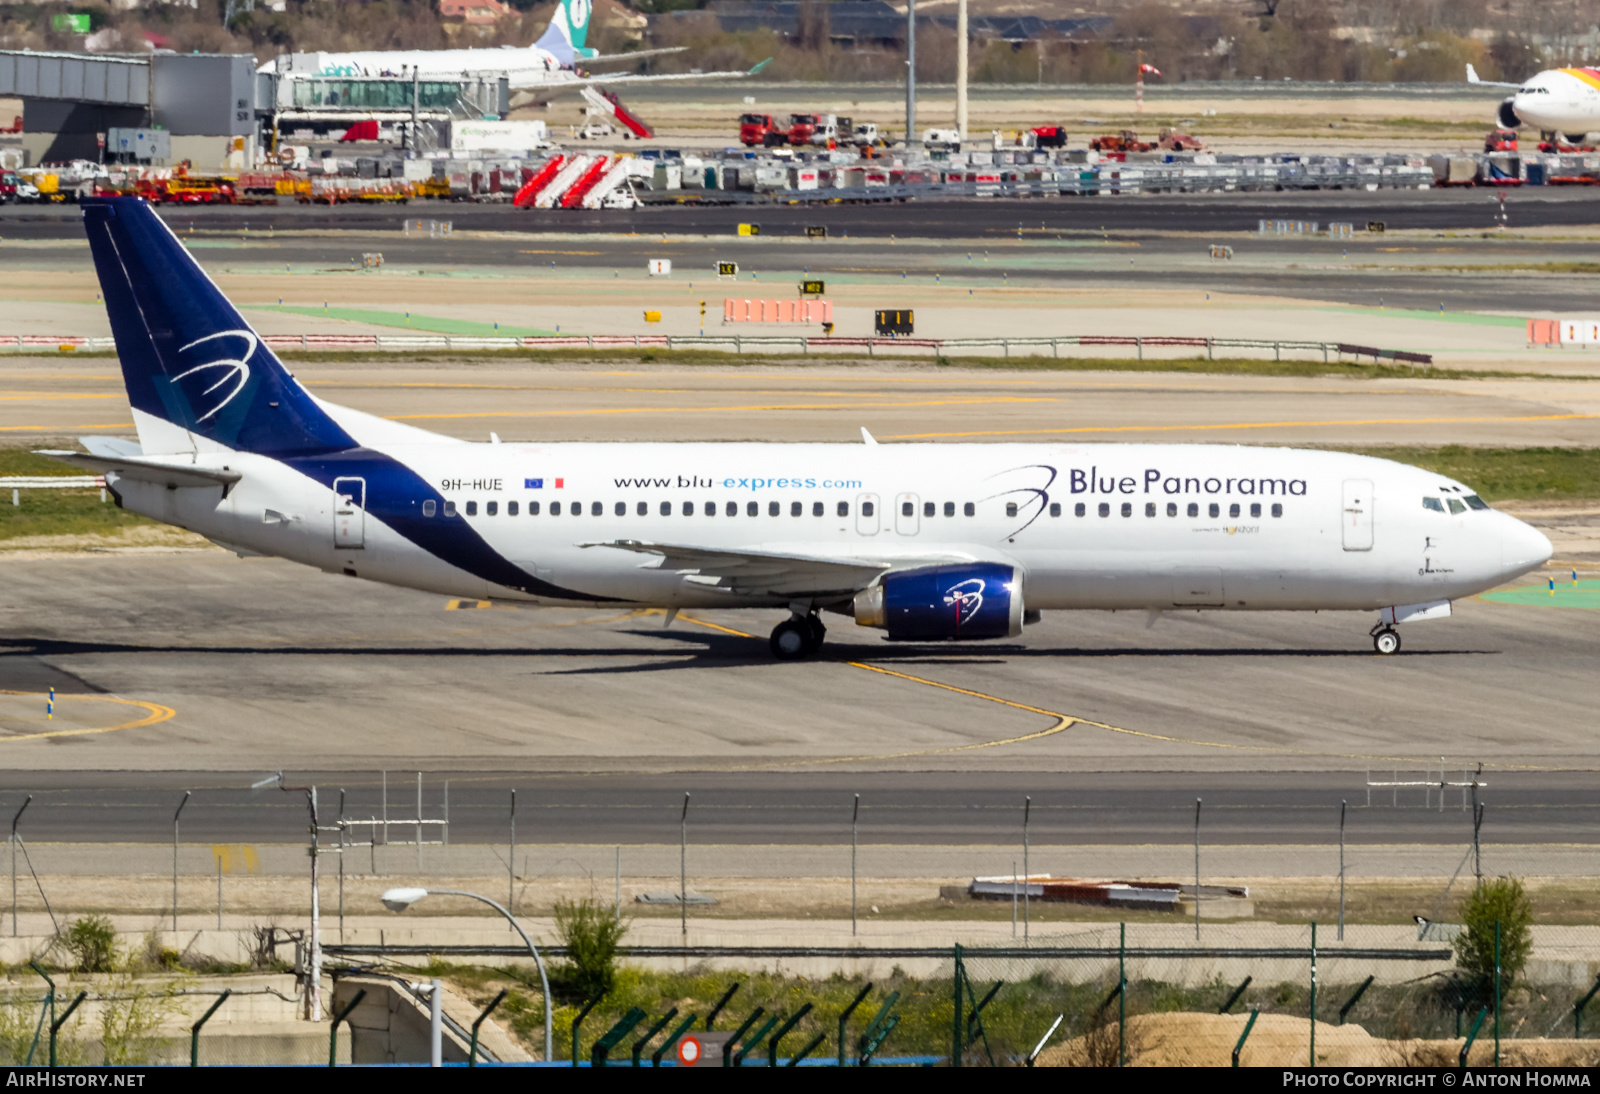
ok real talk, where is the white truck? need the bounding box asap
[922,127,962,153]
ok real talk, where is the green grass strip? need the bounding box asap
[246,304,557,338]
[1314,306,1524,327]
[1337,446,1600,502]
[1481,580,1600,608]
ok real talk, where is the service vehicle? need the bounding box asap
[0,172,39,203]
[739,112,781,146]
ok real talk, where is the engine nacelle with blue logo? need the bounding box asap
[853,563,1024,641]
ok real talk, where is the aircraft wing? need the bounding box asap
[580,539,901,598]
[34,449,242,490]
[1467,63,1520,88]
[510,58,770,92]
[586,47,688,64]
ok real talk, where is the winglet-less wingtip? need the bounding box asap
[860,427,877,446]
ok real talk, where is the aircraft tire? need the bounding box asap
[770,618,810,660]
[803,615,826,652]
[1373,628,1401,655]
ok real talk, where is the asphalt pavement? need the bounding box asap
[0,769,1564,847]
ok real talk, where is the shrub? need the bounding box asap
[1455,877,1534,990]
[553,898,627,1002]
[63,916,117,974]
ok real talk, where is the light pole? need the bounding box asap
[381,886,552,1062]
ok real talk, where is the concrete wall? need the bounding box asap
[151,54,254,138]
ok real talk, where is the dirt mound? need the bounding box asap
[1037,1012,1600,1067]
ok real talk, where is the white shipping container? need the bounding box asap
[449,120,549,154]
[790,166,820,190]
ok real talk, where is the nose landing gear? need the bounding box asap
[770,613,826,659]
[1370,624,1401,655]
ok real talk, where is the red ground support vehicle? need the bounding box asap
[1485,129,1519,152]
[1157,127,1206,151]
[1089,130,1154,154]
[739,113,780,146]
[1538,138,1595,153]
[1031,125,1068,149]
[786,113,821,146]
[137,175,236,204]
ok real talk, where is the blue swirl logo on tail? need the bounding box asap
[171,330,256,423]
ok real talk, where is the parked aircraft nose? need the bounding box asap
[1501,517,1553,578]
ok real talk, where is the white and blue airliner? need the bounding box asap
[46,198,1553,659]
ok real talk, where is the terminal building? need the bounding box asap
[0,50,258,168]
[0,49,512,168]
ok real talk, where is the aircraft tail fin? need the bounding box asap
[80,197,355,457]
[535,0,596,65]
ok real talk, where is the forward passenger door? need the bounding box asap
[1342,479,1373,551]
[856,492,881,535]
[894,493,920,536]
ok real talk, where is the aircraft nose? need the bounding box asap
[1501,517,1553,577]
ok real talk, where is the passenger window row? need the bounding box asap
[1068,500,1284,519]
[422,499,982,519]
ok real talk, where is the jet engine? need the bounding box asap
[853,563,1024,641]
[1498,97,1521,129]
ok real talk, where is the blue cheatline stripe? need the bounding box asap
[284,450,622,603]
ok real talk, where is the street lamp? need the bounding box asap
[380,887,552,1061]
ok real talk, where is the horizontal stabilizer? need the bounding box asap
[35,449,241,490]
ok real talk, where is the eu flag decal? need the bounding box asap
[525,478,543,489]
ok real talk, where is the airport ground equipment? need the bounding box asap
[873,308,914,336]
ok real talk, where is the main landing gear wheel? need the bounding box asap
[770,618,810,660]
[1373,627,1401,655]
[803,614,826,652]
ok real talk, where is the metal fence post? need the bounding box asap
[508,789,515,921]
[1232,1009,1259,1066]
[1119,922,1127,1066]
[173,791,190,933]
[1338,801,1346,941]
[12,796,31,936]
[838,982,871,1067]
[680,792,691,940]
[851,794,859,937]
[1309,921,1317,1066]
[50,991,86,1066]
[951,945,963,1068]
[1022,797,1030,945]
[467,992,506,1067]
[190,990,231,1067]
[1194,798,1202,940]
[328,989,366,1067]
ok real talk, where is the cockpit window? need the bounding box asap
[1447,498,1466,514]
[1423,497,1445,513]
[1464,494,1489,510]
